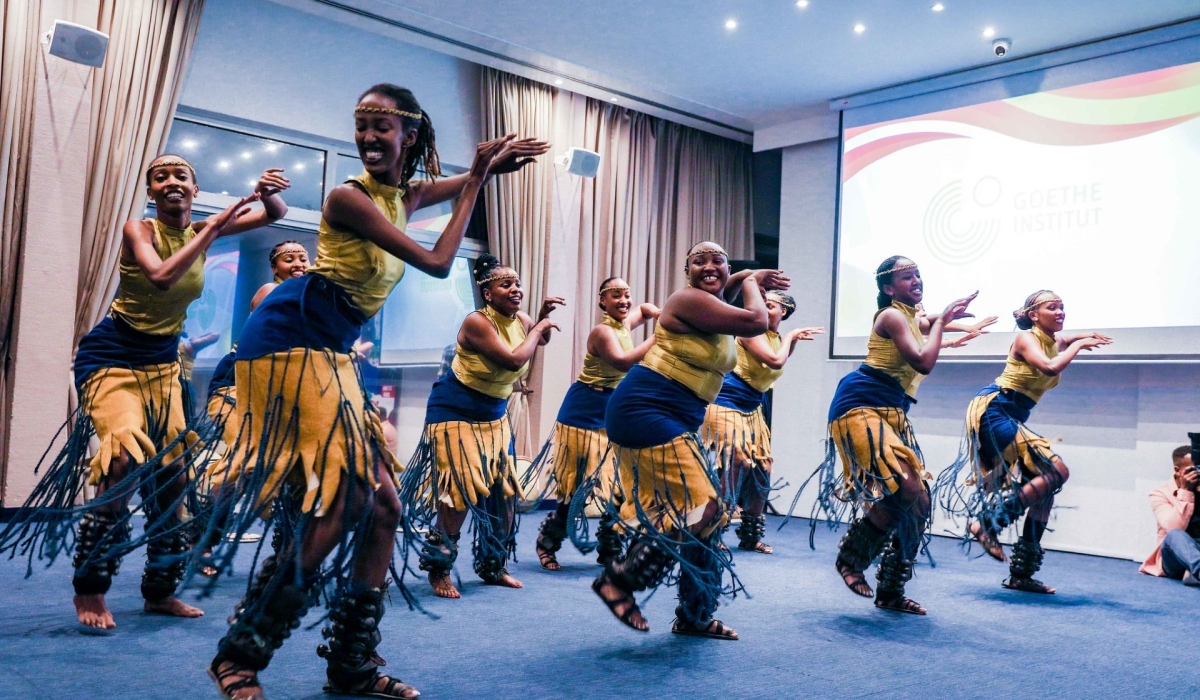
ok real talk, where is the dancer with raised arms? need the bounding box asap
[938,290,1110,593]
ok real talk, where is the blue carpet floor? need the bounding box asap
[1,517,1196,699]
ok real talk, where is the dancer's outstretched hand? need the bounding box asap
[208,193,260,236]
[489,137,551,175]
[538,296,566,321]
[790,327,825,343]
[1077,335,1112,351]
[938,291,978,325]
[254,168,290,198]
[967,315,999,333]
[943,330,983,349]
[469,134,517,179]
[753,269,791,291]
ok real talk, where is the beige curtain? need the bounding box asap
[74,0,206,347]
[480,67,754,378]
[0,0,42,497]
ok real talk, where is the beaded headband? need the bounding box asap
[1018,292,1062,317]
[765,291,795,312]
[876,262,917,277]
[686,246,728,263]
[146,157,194,176]
[478,271,519,287]
[269,243,307,264]
[599,282,630,295]
[355,106,422,120]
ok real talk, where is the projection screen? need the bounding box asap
[832,59,1200,360]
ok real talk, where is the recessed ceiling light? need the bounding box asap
[221,190,228,195]
[982,27,995,38]
[217,160,230,170]
[854,23,866,34]
[294,162,306,171]
[240,151,252,160]
[554,79,563,85]
[610,97,619,102]
[931,3,944,11]
[796,1,809,8]
[180,138,197,151]
[724,18,737,30]
[246,179,257,188]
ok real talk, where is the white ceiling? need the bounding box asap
[291,0,1200,133]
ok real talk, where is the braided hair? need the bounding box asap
[268,240,304,265]
[767,291,797,320]
[875,255,908,309]
[1014,289,1056,330]
[358,84,442,186]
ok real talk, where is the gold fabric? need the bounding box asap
[830,407,928,500]
[577,314,633,389]
[701,403,772,468]
[108,219,204,336]
[613,434,720,534]
[864,301,926,399]
[641,325,736,403]
[81,363,197,484]
[965,391,1058,483]
[206,386,238,452]
[178,341,196,380]
[734,330,783,393]
[451,305,529,399]
[206,350,400,516]
[546,422,615,503]
[307,171,407,317]
[422,417,523,512]
[995,327,1061,403]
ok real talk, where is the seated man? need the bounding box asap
[1141,445,1200,585]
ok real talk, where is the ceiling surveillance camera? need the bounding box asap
[993,38,1012,58]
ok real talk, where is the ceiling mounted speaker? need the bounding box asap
[556,147,601,178]
[45,20,109,67]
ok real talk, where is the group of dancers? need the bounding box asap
[0,81,1112,700]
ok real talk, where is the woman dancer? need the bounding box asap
[530,277,658,571]
[204,84,547,700]
[938,291,1110,593]
[807,256,975,615]
[403,254,562,598]
[0,157,288,631]
[179,331,221,421]
[591,242,788,640]
[250,239,310,308]
[701,292,822,554]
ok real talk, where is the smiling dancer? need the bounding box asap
[591,242,788,640]
[938,291,1110,593]
[800,256,976,615]
[403,255,562,598]
[202,83,548,700]
[702,292,822,555]
[0,157,289,631]
[529,277,658,571]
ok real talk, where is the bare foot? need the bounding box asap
[74,593,115,629]
[484,572,523,589]
[592,577,648,631]
[969,521,1006,562]
[429,572,461,599]
[208,659,264,700]
[144,597,204,618]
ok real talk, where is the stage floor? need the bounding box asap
[0,516,1194,699]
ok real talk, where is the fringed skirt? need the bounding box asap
[414,417,523,513]
[701,404,771,498]
[936,385,1059,529]
[0,317,209,572]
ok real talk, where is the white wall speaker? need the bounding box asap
[556,147,601,178]
[45,20,109,68]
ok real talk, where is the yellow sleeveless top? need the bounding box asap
[995,327,1061,403]
[864,301,926,399]
[451,305,529,400]
[735,330,784,393]
[642,325,737,403]
[308,171,407,317]
[109,219,204,336]
[577,314,634,389]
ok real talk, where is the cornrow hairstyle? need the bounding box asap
[145,153,195,186]
[268,240,304,265]
[473,253,502,285]
[875,255,908,309]
[1014,289,1056,330]
[769,291,797,320]
[358,84,442,186]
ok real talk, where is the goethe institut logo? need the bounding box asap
[922,177,1002,265]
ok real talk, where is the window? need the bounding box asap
[164,120,326,210]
